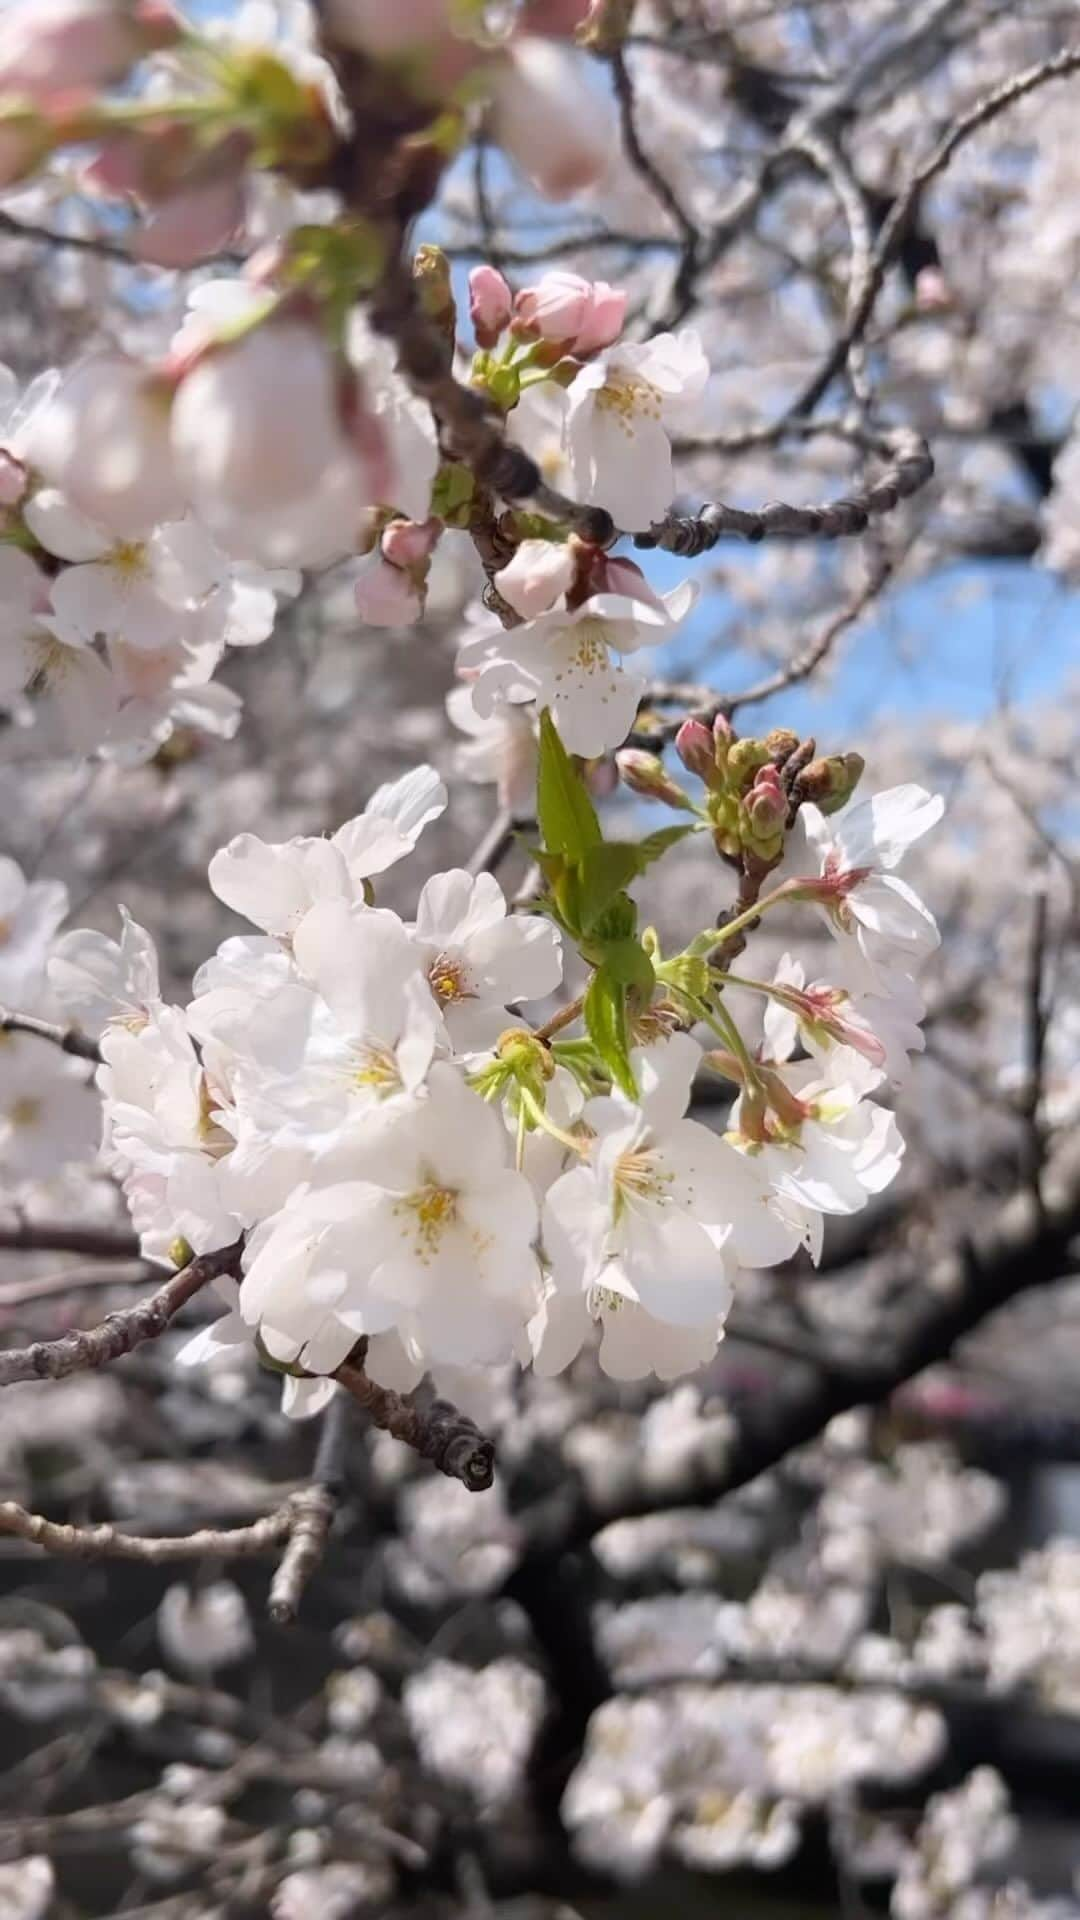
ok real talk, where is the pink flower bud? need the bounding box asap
[170,319,372,567]
[596,553,666,613]
[354,554,423,627]
[380,515,441,569]
[514,272,627,355]
[319,0,483,92]
[675,717,717,785]
[468,264,512,349]
[572,280,627,355]
[491,38,615,202]
[746,762,787,837]
[494,538,576,620]
[0,0,175,107]
[615,749,693,810]
[26,352,185,537]
[585,755,619,799]
[131,172,245,269]
[515,271,592,343]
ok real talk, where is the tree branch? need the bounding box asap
[790,44,1080,417]
[268,1392,351,1624]
[0,1241,241,1386]
[0,1222,142,1259]
[0,1007,101,1062]
[334,1349,495,1490]
[636,429,932,556]
[0,1498,295,1562]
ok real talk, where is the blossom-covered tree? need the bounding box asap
[0,0,1078,1913]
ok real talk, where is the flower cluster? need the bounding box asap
[7,738,945,1413]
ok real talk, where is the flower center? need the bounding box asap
[26,636,75,694]
[109,540,148,580]
[560,617,612,680]
[427,954,475,1006]
[613,1144,675,1216]
[350,1039,400,1093]
[10,1096,41,1129]
[595,372,662,436]
[589,1283,625,1317]
[394,1181,459,1263]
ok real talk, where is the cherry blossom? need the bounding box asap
[0,857,68,1006]
[565,331,710,531]
[458,581,698,757]
[409,869,563,1052]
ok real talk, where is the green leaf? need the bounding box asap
[633,823,699,867]
[586,892,638,948]
[577,843,642,932]
[602,937,656,995]
[584,965,636,1098]
[431,462,475,523]
[537,709,602,862]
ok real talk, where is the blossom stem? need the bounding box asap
[534,993,585,1043]
[518,1085,588,1158]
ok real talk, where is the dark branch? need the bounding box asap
[0,1241,241,1386]
[334,1349,495,1490]
[0,1007,101,1062]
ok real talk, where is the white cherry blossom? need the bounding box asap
[777,785,945,974]
[457,581,698,758]
[0,856,68,1006]
[541,1034,741,1376]
[0,1034,100,1180]
[48,907,160,1039]
[208,765,447,935]
[409,868,563,1052]
[565,330,709,531]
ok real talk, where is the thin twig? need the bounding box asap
[637,429,932,556]
[0,1241,241,1386]
[268,1392,351,1623]
[0,1498,296,1561]
[637,555,891,738]
[790,44,1080,416]
[466,809,517,877]
[0,1261,153,1310]
[0,1221,141,1259]
[0,1007,101,1062]
[609,46,700,327]
[334,1351,495,1490]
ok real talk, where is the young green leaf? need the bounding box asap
[537,709,602,862]
[584,964,636,1098]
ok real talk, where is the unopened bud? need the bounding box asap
[765,727,800,766]
[412,244,455,348]
[796,751,864,813]
[675,717,717,785]
[727,737,771,792]
[380,515,441,569]
[818,751,865,814]
[168,1236,195,1270]
[469,264,512,349]
[744,765,787,857]
[497,1027,555,1081]
[615,749,694,810]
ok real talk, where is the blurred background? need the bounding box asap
[1,1,1079,1915]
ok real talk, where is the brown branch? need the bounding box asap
[0,1261,153,1309]
[0,1498,295,1562]
[268,1392,351,1624]
[0,1007,101,1062]
[0,1222,142,1259]
[334,1349,495,1490]
[0,1241,241,1386]
[790,44,1080,417]
[467,809,517,877]
[636,428,932,556]
[609,47,700,327]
